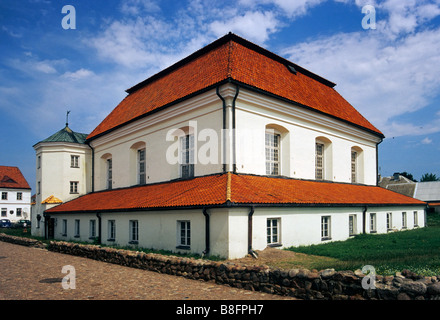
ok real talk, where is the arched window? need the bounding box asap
[101,153,112,190]
[315,137,332,181]
[130,141,147,185]
[265,124,289,176]
[167,126,195,179]
[351,146,364,183]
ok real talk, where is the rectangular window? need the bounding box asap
[129,220,139,243]
[138,149,146,184]
[267,218,280,245]
[402,212,407,229]
[16,208,22,217]
[74,219,80,237]
[315,143,324,180]
[265,132,280,175]
[70,181,79,194]
[414,211,418,227]
[89,220,96,239]
[1,192,7,200]
[180,135,194,179]
[1,208,6,217]
[351,151,357,183]
[349,215,357,236]
[177,221,191,247]
[370,213,377,233]
[321,216,331,240]
[107,159,112,190]
[37,155,41,169]
[387,212,392,231]
[62,219,67,236]
[17,192,22,200]
[71,155,79,168]
[38,181,41,195]
[108,220,116,241]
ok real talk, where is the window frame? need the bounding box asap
[62,219,67,236]
[16,192,22,200]
[1,208,7,217]
[315,142,325,180]
[351,150,357,183]
[89,219,96,239]
[265,131,281,176]
[177,220,191,249]
[267,218,281,246]
[1,192,7,200]
[414,211,419,227]
[129,220,139,244]
[74,219,80,238]
[107,220,116,241]
[349,214,357,236]
[138,148,146,185]
[180,134,194,179]
[370,213,377,233]
[69,181,79,194]
[321,216,332,240]
[402,212,407,229]
[387,212,393,231]
[107,158,113,190]
[71,155,80,168]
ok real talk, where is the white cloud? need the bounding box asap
[209,11,280,43]
[421,137,433,144]
[62,68,95,81]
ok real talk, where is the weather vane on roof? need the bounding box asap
[66,110,71,127]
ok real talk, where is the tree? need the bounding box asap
[420,173,440,182]
[400,172,416,182]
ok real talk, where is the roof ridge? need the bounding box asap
[226,172,232,202]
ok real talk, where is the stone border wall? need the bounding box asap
[2,233,440,300]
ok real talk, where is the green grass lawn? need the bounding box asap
[286,213,440,276]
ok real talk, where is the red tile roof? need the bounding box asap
[87,34,383,141]
[0,166,31,190]
[45,173,425,214]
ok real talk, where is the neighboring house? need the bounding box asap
[380,174,440,214]
[39,33,426,259]
[0,166,31,223]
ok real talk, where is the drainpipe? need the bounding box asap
[232,85,239,173]
[362,206,368,234]
[216,87,227,173]
[376,138,383,186]
[96,212,102,244]
[202,208,210,256]
[248,206,258,258]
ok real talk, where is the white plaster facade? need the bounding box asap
[0,188,31,223]
[37,35,427,259]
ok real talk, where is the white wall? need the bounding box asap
[0,188,31,222]
[234,88,381,185]
[91,90,224,191]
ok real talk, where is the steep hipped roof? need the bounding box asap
[45,173,424,214]
[87,33,383,141]
[0,166,31,190]
[36,125,88,146]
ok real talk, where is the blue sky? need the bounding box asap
[1,0,440,191]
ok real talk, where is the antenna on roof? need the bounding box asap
[66,110,71,127]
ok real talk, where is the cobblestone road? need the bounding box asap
[0,241,295,301]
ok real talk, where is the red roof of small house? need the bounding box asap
[45,173,425,214]
[0,166,31,190]
[87,33,383,141]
